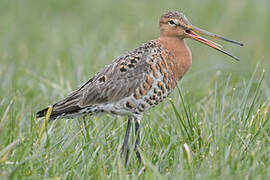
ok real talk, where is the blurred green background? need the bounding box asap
[0,0,269,179]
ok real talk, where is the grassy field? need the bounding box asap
[1,0,270,179]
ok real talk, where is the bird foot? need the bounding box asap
[121,145,130,167]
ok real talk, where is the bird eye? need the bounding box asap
[168,20,176,26]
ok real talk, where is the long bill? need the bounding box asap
[185,25,244,61]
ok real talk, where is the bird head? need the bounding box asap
[159,11,243,61]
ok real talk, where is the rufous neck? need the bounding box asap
[158,36,190,59]
[158,36,192,81]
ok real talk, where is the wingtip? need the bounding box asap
[36,107,48,118]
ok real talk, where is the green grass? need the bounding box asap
[0,0,270,179]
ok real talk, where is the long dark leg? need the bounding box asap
[121,117,132,167]
[135,119,142,164]
[82,117,90,142]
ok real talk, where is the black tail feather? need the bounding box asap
[36,105,84,120]
[36,107,49,118]
[36,106,58,120]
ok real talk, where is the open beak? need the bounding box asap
[185,25,243,61]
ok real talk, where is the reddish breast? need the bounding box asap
[158,37,192,83]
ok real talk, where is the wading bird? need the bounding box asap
[37,11,243,167]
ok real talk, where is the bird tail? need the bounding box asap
[36,105,61,120]
[36,104,84,120]
[36,107,50,118]
[36,89,85,120]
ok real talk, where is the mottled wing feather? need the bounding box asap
[80,53,150,106]
[38,41,157,118]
